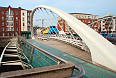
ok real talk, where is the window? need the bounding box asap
[16,17,18,21]
[2,33,4,37]
[12,33,14,36]
[16,22,18,26]
[94,16,96,19]
[2,27,4,31]
[10,9,13,15]
[82,20,84,22]
[15,32,18,36]
[76,15,78,18]
[6,17,8,21]
[23,27,24,31]
[28,22,30,26]
[2,17,4,21]
[91,16,93,19]
[23,23,25,26]
[1,11,4,15]
[23,13,24,15]
[11,22,13,26]
[28,18,30,21]
[28,13,30,16]
[88,16,90,19]
[7,33,9,36]
[88,20,90,23]
[82,16,84,18]
[11,17,13,21]
[6,10,9,15]
[7,27,10,31]
[23,17,24,21]
[85,16,86,18]
[11,27,14,31]
[16,12,18,15]
[7,22,9,26]
[16,27,18,31]
[85,20,86,22]
[2,22,4,26]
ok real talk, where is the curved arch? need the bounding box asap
[31,5,116,71]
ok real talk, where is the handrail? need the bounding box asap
[0,41,12,66]
[18,36,85,78]
[67,65,85,78]
[19,36,68,63]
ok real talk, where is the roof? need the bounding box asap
[69,13,98,16]
[99,14,116,19]
[0,6,29,10]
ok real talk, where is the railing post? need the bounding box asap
[23,41,26,53]
[28,46,34,68]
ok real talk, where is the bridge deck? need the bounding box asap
[34,39,92,63]
[27,39,116,78]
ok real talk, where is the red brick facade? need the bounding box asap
[0,5,32,37]
[27,10,32,31]
[57,13,100,34]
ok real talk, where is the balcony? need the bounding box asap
[7,24,14,26]
[6,19,14,21]
[105,25,109,28]
[6,17,14,21]
[106,21,110,24]
[105,24,113,29]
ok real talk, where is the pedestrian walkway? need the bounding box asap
[27,39,116,78]
[34,39,92,63]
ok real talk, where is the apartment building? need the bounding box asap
[0,5,32,37]
[57,13,100,34]
[99,14,116,33]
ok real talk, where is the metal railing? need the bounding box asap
[18,36,85,78]
[37,34,90,53]
[0,41,12,66]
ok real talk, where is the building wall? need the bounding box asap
[0,6,32,37]
[57,13,99,34]
[27,10,31,31]
[0,6,21,36]
[99,15,116,33]
[0,8,7,32]
[21,10,27,31]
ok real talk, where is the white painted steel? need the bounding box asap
[31,5,116,71]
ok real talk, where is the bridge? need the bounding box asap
[0,5,116,78]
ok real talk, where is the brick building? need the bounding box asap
[57,13,100,34]
[0,5,32,37]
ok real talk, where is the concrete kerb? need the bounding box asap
[1,62,75,78]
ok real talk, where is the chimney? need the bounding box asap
[19,7,21,10]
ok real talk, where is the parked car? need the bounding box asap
[107,34,116,44]
[100,33,108,39]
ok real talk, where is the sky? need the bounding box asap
[0,0,116,17]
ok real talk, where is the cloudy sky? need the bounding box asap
[0,0,116,17]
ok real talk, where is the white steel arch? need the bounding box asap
[31,5,116,71]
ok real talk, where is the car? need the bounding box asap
[100,33,108,39]
[107,34,116,44]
